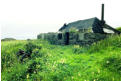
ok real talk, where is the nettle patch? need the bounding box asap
[17,41,42,62]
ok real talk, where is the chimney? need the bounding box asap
[101,4,104,21]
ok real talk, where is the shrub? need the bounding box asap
[24,41,41,54]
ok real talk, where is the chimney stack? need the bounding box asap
[101,4,104,21]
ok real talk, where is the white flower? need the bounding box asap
[106,61,110,64]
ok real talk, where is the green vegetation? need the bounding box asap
[1,35,121,81]
[116,27,121,32]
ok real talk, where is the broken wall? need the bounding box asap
[37,32,108,45]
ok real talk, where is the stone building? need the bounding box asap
[59,17,120,34]
[37,4,120,45]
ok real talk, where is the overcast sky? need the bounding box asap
[0,0,121,39]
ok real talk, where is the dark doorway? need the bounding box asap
[64,32,69,45]
[58,33,62,40]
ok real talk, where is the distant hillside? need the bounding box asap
[1,35,121,81]
[1,38,16,41]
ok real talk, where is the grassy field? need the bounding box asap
[1,35,121,81]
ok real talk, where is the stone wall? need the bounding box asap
[37,32,108,45]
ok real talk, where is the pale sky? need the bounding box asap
[0,0,121,39]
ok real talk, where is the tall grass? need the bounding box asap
[1,35,121,81]
[1,40,27,71]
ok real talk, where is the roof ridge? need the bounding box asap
[67,17,99,25]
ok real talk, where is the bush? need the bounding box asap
[19,41,42,62]
[25,42,38,54]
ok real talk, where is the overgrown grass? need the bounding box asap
[1,35,121,81]
[116,27,121,32]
